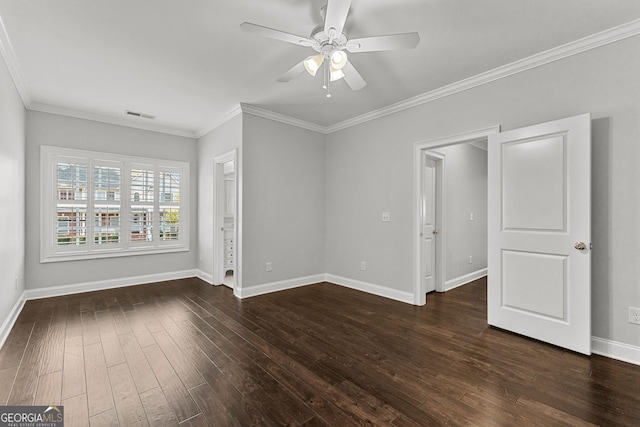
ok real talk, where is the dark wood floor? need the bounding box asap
[1,277,640,426]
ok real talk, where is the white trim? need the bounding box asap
[444,268,488,292]
[213,150,238,291]
[413,146,425,305]
[0,269,198,350]
[413,126,500,306]
[1,271,639,367]
[423,151,446,294]
[23,269,198,301]
[41,146,190,263]
[240,103,328,134]
[0,294,27,349]
[326,274,414,305]
[196,269,214,285]
[1,16,637,137]
[0,16,31,106]
[592,337,640,366]
[29,102,197,138]
[234,147,244,298]
[236,274,326,299]
[238,15,640,136]
[417,126,501,149]
[196,105,242,139]
[326,19,640,133]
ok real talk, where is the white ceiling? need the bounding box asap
[1,0,639,137]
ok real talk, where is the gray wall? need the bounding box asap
[325,35,640,347]
[0,51,26,328]
[325,121,412,290]
[435,144,487,284]
[25,111,199,289]
[197,113,242,278]
[241,114,326,287]
[3,29,638,354]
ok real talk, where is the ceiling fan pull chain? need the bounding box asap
[322,60,328,90]
[325,61,332,98]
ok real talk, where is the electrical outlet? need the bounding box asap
[266,262,272,272]
[360,261,366,271]
[629,307,640,325]
[469,256,473,264]
[382,212,391,222]
[469,212,474,221]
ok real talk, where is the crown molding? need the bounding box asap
[418,125,501,149]
[0,15,31,106]
[28,102,198,138]
[326,18,640,134]
[240,103,329,134]
[196,105,243,138]
[2,14,638,138]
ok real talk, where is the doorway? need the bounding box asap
[414,116,591,354]
[413,126,499,305]
[421,153,444,294]
[214,150,238,292]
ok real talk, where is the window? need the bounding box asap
[41,146,189,262]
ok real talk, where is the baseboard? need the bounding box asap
[5,268,639,369]
[236,274,326,299]
[444,268,488,292]
[591,336,640,366]
[236,273,414,304]
[326,274,415,304]
[0,293,27,349]
[23,269,199,300]
[196,269,214,285]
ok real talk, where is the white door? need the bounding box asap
[487,113,591,355]
[422,158,437,293]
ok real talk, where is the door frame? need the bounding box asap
[413,125,500,305]
[421,152,445,294]
[213,149,241,294]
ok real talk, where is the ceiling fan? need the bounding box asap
[240,0,420,97]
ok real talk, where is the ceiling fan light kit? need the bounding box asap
[240,0,420,97]
[330,67,345,82]
[303,54,324,77]
[330,50,347,70]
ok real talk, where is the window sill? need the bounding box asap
[40,244,189,263]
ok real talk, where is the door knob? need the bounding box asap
[432,230,439,235]
[574,241,586,251]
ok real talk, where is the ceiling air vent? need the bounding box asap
[125,110,156,120]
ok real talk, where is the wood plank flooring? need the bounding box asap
[1,277,640,426]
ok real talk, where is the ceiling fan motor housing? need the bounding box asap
[310,25,348,57]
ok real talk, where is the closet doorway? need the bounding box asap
[214,150,238,291]
[413,126,499,305]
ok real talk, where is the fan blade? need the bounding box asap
[343,61,366,91]
[277,60,306,82]
[346,32,420,53]
[240,22,313,47]
[324,0,351,38]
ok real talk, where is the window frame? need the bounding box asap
[41,146,190,263]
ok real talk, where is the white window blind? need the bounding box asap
[41,146,189,262]
[130,166,154,244]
